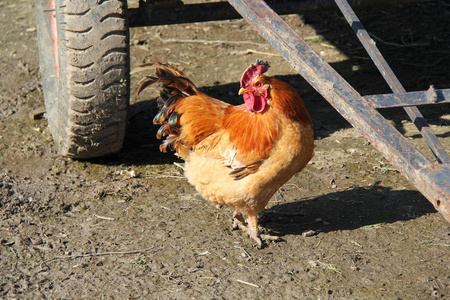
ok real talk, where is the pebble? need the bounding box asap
[302,229,318,237]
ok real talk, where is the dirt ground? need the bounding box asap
[1,0,450,299]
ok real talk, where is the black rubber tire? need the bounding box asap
[35,0,129,158]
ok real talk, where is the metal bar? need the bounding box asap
[227,0,450,222]
[334,0,449,164]
[364,87,450,108]
[128,0,435,27]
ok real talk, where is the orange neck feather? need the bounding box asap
[223,105,281,159]
[264,76,312,126]
[223,77,311,159]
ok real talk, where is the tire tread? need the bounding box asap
[39,0,129,158]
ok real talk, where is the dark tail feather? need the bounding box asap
[133,62,198,153]
[156,123,169,139]
[153,94,181,125]
[136,76,158,95]
[160,134,181,153]
[133,62,199,97]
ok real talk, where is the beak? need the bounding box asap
[238,88,249,95]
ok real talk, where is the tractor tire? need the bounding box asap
[35,0,129,159]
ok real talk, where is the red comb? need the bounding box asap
[240,60,270,88]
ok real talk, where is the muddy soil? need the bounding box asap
[1,0,449,299]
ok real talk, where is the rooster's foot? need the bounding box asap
[232,210,246,230]
[232,211,281,248]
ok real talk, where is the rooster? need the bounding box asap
[135,60,314,247]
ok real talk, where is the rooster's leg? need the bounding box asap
[247,212,263,248]
[232,210,246,230]
[248,212,282,248]
[233,210,261,246]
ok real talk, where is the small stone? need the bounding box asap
[302,230,318,237]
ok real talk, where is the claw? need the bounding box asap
[232,211,281,249]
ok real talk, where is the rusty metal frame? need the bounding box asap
[364,88,450,109]
[334,0,449,165]
[227,0,450,222]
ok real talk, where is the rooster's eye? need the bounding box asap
[255,82,263,87]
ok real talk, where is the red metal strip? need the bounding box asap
[49,0,59,80]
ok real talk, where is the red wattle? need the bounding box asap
[244,92,266,113]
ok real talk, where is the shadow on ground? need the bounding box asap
[261,183,437,235]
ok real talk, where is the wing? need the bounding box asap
[193,130,265,181]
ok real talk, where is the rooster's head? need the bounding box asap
[239,60,271,113]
